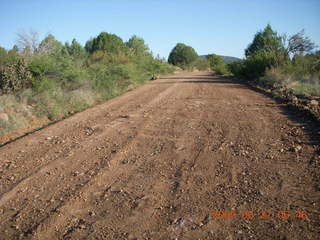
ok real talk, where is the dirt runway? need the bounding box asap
[0,72,319,239]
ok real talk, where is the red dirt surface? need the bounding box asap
[0,72,319,239]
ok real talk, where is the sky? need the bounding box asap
[0,0,319,59]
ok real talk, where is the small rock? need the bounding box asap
[310,100,318,106]
[121,159,129,164]
[88,211,96,216]
[119,114,129,118]
[46,137,52,141]
[294,145,302,152]
[292,96,298,102]
[0,113,9,122]
[79,224,86,229]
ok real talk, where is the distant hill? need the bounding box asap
[200,55,242,64]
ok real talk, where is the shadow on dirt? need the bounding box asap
[239,79,320,162]
[150,80,235,84]
[151,75,235,84]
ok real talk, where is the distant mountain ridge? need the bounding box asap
[200,55,242,64]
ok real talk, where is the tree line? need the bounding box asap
[167,42,230,74]
[229,24,319,96]
[0,32,175,95]
[0,31,174,135]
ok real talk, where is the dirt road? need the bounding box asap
[0,72,319,239]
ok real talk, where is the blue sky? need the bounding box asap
[0,0,319,58]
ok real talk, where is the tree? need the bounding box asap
[194,58,210,71]
[16,29,39,56]
[64,38,85,58]
[84,38,94,53]
[245,24,284,58]
[168,43,198,69]
[85,32,127,55]
[8,45,19,55]
[0,46,19,66]
[126,35,150,56]
[12,45,19,52]
[38,34,63,55]
[0,47,6,56]
[207,54,229,75]
[284,30,316,57]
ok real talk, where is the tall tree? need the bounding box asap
[16,29,39,56]
[126,35,150,56]
[284,30,316,57]
[85,32,127,55]
[65,38,85,58]
[206,54,228,74]
[168,43,198,69]
[84,38,94,53]
[245,24,284,58]
[38,34,62,55]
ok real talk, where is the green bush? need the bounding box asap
[0,58,32,93]
[290,82,320,96]
[28,55,58,78]
[229,51,279,80]
[85,32,128,55]
[207,54,229,75]
[0,32,175,138]
[168,43,198,70]
[194,58,210,71]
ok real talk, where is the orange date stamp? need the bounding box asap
[212,210,308,220]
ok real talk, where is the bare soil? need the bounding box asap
[0,72,319,239]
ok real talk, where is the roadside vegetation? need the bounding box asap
[167,43,229,74]
[0,31,174,136]
[228,24,320,97]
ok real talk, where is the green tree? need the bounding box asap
[38,34,63,55]
[85,32,127,55]
[168,43,198,69]
[245,24,284,58]
[64,39,85,58]
[0,47,6,55]
[0,46,20,66]
[207,54,229,75]
[8,45,19,55]
[126,35,150,56]
[12,45,19,52]
[84,38,94,53]
[194,58,210,71]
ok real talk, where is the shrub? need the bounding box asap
[168,43,198,69]
[194,58,210,71]
[0,33,176,139]
[85,32,128,55]
[207,54,229,75]
[126,35,151,57]
[28,55,58,78]
[229,51,279,80]
[0,58,32,94]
